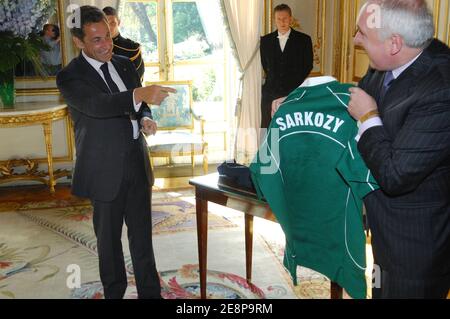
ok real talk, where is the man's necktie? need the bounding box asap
[100,62,137,122]
[100,62,120,93]
[379,70,394,102]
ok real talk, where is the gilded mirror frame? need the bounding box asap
[15,0,67,97]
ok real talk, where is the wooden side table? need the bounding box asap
[189,173,344,299]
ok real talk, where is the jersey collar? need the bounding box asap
[300,76,337,87]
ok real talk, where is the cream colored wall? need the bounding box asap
[434,0,450,45]
[324,0,338,77]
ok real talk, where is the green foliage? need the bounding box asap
[0,0,55,75]
[193,68,217,102]
[119,1,212,61]
[0,31,49,75]
[172,3,207,44]
[119,2,158,61]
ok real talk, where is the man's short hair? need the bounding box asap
[377,0,434,48]
[274,4,292,16]
[70,5,107,41]
[103,6,118,17]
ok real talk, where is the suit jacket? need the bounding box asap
[260,28,313,99]
[358,39,450,284]
[56,54,153,202]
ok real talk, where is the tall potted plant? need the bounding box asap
[0,0,55,108]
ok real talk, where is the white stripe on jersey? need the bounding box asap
[279,130,346,148]
[327,86,349,109]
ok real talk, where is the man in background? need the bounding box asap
[260,3,313,128]
[40,24,62,75]
[103,6,145,81]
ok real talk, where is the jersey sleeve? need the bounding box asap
[249,130,291,231]
[249,133,299,285]
[336,131,379,200]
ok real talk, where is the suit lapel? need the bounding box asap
[77,54,111,93]
[381,49,430,114]
[270,31,282,55]
[360,69,384,106]
[111,56,136,90]
[283,30,295,54]
[374,73,385,105]
[381,73,415,114]
[77,54,136,92]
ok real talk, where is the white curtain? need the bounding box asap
[221,0,263,165]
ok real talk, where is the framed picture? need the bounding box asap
[144,80,193,129]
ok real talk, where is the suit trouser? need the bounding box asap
[372,267,449,299]
[370,228,450,299]
[92,140,160,299]
[261,92,278,129]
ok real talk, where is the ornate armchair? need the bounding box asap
[144,80,208,174]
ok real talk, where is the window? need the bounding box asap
[119,0,235,161]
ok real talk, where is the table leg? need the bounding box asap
[42,121,55,193]
[245,214,254,283]
[196,195,208,299]
[331,281,343,299]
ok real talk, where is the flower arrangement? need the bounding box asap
[0,0,56,74]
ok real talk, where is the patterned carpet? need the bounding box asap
[0,187,330,299]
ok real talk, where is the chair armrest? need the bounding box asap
[190,109,206,141]
[190,109,203,122]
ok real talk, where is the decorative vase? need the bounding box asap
[0,68,15,108]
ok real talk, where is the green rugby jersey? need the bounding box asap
[249,77,378,299]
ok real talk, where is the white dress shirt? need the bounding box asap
[82,51,142,139]
[278,28,291,52]
[357,52,423,140]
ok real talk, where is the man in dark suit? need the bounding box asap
[260,4,313,128]
[349,0,449,298]
[56,5,175,299]
[103,6,145,82]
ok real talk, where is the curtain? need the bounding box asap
[221,0,263,165]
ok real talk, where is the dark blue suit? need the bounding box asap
[57,54,159,299]
[260,28,313,128]
[358,39,450,298]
